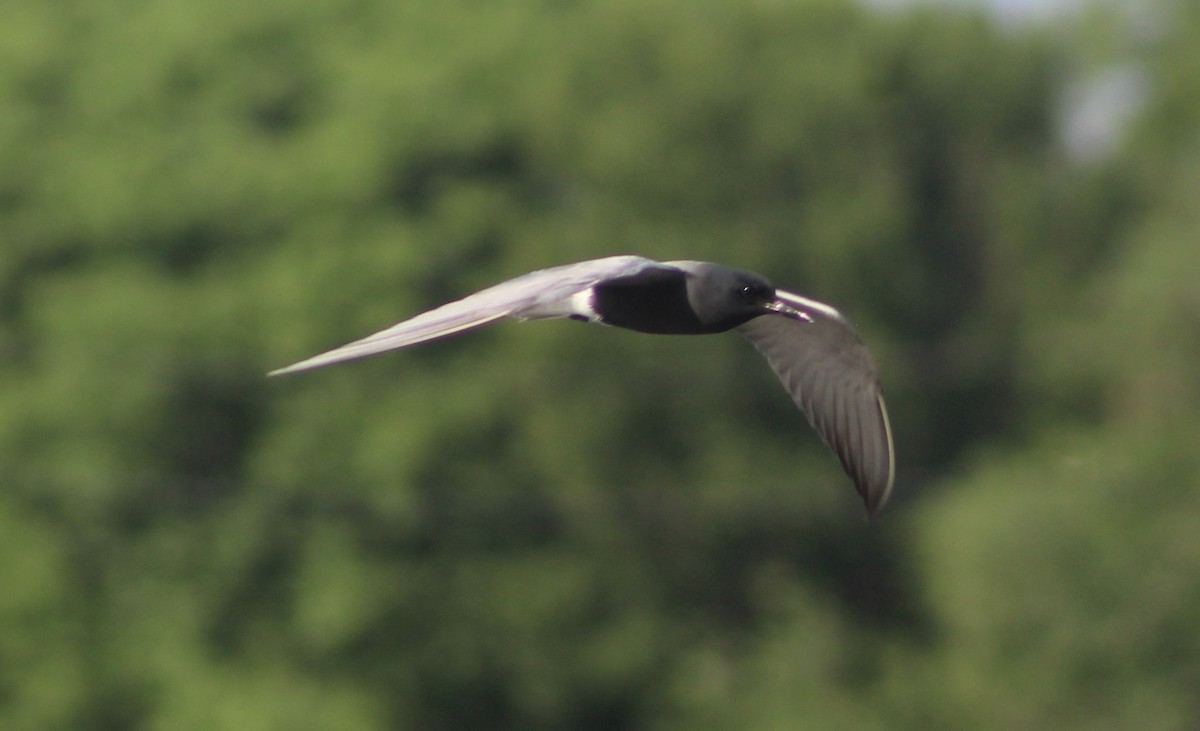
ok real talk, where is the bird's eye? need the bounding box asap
[740,283,768,300]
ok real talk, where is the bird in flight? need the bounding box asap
[271,255,895,517]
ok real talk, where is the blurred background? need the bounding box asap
[2,0,1198,728]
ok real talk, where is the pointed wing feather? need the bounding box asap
[738,290,895,516]
[269,255,668,376]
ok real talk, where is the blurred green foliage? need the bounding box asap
[1,0,1197,728]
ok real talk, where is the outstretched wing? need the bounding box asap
[738,290,895,517]
[269,255,670,376]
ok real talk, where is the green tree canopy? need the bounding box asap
[0,0,1196,729]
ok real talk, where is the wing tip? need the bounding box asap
[860,392,896,519]
[863,488,889,520]
[860,476,893,520]
[266,354,336,378]
[858,474,891,520]
[266,364,298,378]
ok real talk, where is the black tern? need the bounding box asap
[270,255,895,516]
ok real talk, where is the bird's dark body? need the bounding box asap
[592,269,712,334]
[593,264,774,334]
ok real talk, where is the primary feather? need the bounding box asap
[738,291,894,516]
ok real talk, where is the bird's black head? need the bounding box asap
[684,265,779,332]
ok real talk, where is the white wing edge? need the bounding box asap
[773,289,849,323]
[268,309,511,376]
